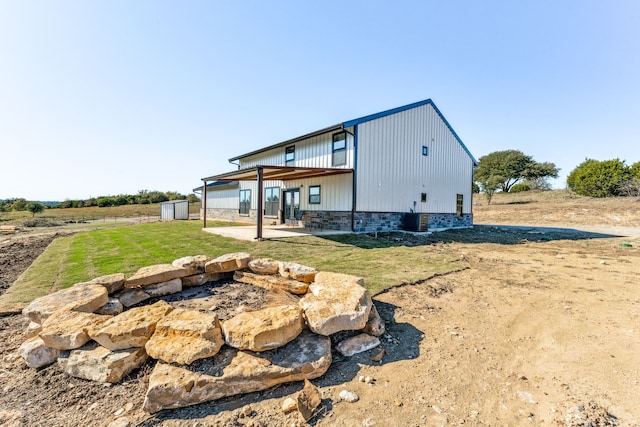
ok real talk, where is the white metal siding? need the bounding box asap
[206,186,241,209]
[283,174,353,211]
[239,131,355,169]
[356,103,474,213]
[160,200,189,220]
[173,201,189,220]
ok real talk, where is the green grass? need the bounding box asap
[2,221,463,307]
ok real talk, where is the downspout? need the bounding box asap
[230,159,241,170]
[342,125,357,232]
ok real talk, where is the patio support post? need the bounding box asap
[257,166,264,240]
[202,180,207,228]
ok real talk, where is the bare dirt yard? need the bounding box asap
[1,192,639,426]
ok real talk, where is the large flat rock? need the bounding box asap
[204,252,252,274]
[145,309,224,365]
[171,255,212,275]
[233,271,309,295]
[222,305,305,352]
[125,264,191,288]
[299,271,372,336]
[83,273,126,294]
[88,300,173,350]
[39,310,112,350]
[22,283,109,324]
[58,344,148,383]
[279,262,317,284]
[143,330,331,413]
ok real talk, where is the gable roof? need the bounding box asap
[229,99,477,165]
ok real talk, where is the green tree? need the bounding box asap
[11,198,28,211]
[26,202,45,217]
[475,150,559,193]
[567,158,631,197]
[477,175,503,204]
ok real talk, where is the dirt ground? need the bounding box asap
[1,194,639,426]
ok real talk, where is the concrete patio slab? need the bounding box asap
[202,225,351,241]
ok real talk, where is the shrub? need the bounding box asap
[510,183,531,193]
[567,159,630,197]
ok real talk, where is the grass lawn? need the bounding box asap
[2,221,463,307]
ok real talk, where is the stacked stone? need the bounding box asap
[17,252,386,414]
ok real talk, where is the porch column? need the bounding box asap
[202,180,207,228]
[257,166,264,240]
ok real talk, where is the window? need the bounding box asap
[422,146,429,156]
[264,187,279,217]
[456,194,463,217]
[421,193,427,203]
[239,189,251,216]
[285,146,295,165]
[332,132,347,166]
[309,186,321,204]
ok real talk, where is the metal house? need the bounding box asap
[200,99,477,238]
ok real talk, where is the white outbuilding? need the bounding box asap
[160,200,189,221]
[200,99,477,238]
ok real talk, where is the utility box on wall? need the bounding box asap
[404,213,428,232]
[160,200,189,221]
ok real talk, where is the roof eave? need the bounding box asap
[228,123,343,162]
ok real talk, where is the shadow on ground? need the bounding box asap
[319,224,623,249]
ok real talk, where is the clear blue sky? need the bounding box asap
[1,1,639,201]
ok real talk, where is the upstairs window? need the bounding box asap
[309,186,321,204]
[332,132,347,166]
[422,146,429,156]
[285,146,295,165]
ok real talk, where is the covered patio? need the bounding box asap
[201,165,354,240]
[202,223,351,242]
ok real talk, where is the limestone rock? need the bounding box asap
[143,330,331,413]
[89,300,173,350]
[281,397,297,413]
[39,310,112,350]
[234,271,309,295]
[279,262,317,284]
[172,255,212,275]
[222,305,305,352]
[58,344,148,383]
[339,390,359,403]
[297,379,322,421]
[125,264,191,288]
[22,283,108,324]
[24,321,42,339]
[299,272,372,336]
[181,272,229,287]
[205,252,252,273]
[248,258,280,275]
[85,273,126,294]
[144,278,182,297]
[362,304,386,337]
[145,309,224,364]
[336,333,381,357]
[95,297,124,316]
[19,337,60,368]
[115,289,150,308]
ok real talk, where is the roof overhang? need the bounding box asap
[202,166,353,182]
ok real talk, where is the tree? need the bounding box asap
[567,158,631,197]
[26,202,45,217]
[477,175,503,204]
[475,150,559,193]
